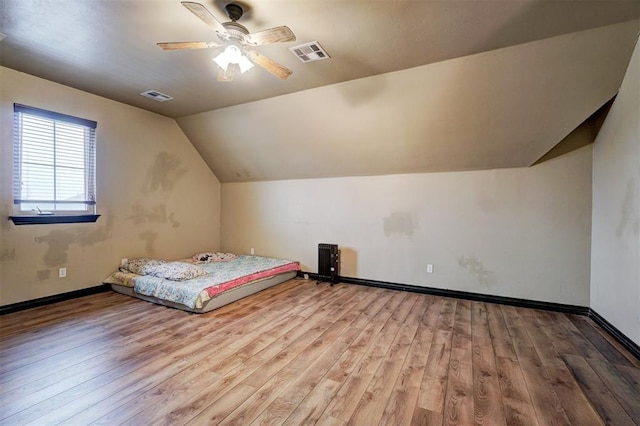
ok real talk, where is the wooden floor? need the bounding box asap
[0,279,638,425]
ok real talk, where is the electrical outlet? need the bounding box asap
[427,264,433,274]
[250,248,255,255]
[59,267,67,278]
[120,258,128,267]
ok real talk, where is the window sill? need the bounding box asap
[9,214,101,225]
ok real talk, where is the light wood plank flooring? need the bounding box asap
[1,279,638,425]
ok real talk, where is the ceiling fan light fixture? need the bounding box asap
[165,1,295,81]
[224,45,242,63]
[213,45,254,74]
[238,55,254,73]
[213,51,230,71]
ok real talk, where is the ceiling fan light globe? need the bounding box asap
[224,45,242,64]
[238,55,254,73]
[213,52,230,71]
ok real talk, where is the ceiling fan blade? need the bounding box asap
[181,1,228,36]
[246,50,293,80]
[157,41,221,50]
[245,26,296,45]
[218,64,236,82]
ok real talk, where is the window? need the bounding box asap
[11,104,98,224]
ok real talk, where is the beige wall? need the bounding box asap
[0,67,221,306]
[591,38,640,345]
[221,145,592,306]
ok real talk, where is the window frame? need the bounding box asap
[9,104,99,225]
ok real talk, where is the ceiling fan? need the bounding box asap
[158,1,296,81]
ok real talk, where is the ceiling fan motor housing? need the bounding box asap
[223,21,250,40]
[220,23,251,51]
[225,3,244,21]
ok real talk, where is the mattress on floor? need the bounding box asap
[104,254,300,313]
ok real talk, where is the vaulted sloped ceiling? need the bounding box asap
[1,1,639,182]
[177,21,640,182]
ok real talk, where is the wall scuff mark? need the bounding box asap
[35,230,76,267]
[168,212,180,229]
[458,255,496,288]
[383,212,417,237]
[129,203,169,225]
[34,215,113,267]
[139,230,159,254]
[0,248,16,262]
[145,152,186,193]
[37,269,51,280]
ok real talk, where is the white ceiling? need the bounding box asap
[1,1,639,182]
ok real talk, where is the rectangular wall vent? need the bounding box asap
[140,90,173,102]
[289,41,330,63]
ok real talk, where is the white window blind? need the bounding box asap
[13,104,97,214]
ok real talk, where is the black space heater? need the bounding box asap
[317,243,339,286]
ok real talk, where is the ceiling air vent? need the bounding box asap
[289,41,330,63]
[140,90,173,102]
